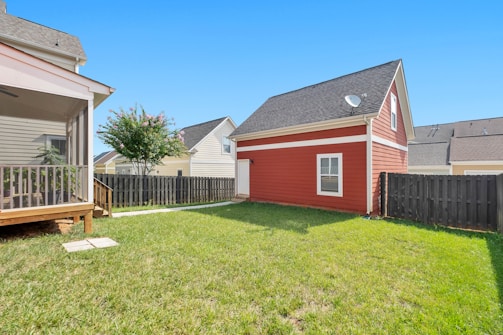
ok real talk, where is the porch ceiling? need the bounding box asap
[0,85,87,122]
[0,42,114,123]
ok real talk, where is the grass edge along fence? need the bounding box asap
[94,174,234,208]
[380,172,503,233]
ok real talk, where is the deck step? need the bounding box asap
[93,205,110,218]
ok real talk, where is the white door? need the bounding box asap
[237,159,250,196]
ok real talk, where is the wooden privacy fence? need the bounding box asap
[380,172,503,233]
[94,174,235,208]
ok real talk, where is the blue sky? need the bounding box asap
[8,1,503,155]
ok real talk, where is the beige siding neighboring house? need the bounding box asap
[94,151,120,174]
[408,117,503,175]
[115,117,237,177]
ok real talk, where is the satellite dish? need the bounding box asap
[345,95,361,108]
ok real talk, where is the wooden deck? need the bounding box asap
[0,203,94,233]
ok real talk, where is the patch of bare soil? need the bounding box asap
[0,219,74,241]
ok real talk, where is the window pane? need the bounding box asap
[51,139,66,156]
[222,136,231,153]
[321,176,338,192]
[320,158,329,174]
[330,157,338,174]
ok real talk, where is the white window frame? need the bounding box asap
[222,135,231,154]
[317,153,343,197]
[45,135,67,162]
[390,93,397,131]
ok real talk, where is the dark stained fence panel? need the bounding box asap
[94,174,235,208]
[385,173,499,232]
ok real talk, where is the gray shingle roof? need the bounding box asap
[408,117,503,167]
[409,123,454,144]
[181,117,228,150]
[232,60,402,137]
[453,118,503,137]
[408,142,450,165]
[0,6,86,60]
[450,135,503,161]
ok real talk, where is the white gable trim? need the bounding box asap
[375,60,414,141]
[190,117,236,152]
[237,135,367,152]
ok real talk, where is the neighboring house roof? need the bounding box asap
[409,123,454,144]
[0,2,86,62]
[181,116,236,151]
[450,136,503,162]
[408,123,454,166]
[94,150,119,165]
[453,117,503,137]
[408,117,503,167]
[232,59,410,138]
[408,142,451,166]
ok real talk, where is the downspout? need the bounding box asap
[365,116,373,214]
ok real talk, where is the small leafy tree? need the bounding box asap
[97,104,186,175]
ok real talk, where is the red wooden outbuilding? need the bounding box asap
[230,60,414,215]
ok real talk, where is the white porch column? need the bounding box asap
[87,99,94,204]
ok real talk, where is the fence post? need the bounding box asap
[497,174,503,234]
[379,172,387,217]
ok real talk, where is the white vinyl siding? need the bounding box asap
[317,153,343,197]
[190,120,236,178]
[0,115,65,164]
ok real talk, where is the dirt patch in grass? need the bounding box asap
[0,219,74,241]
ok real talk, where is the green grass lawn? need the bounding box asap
[1,202,502,334]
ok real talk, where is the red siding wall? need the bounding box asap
[371,81,408,213]
[237,126,368,213]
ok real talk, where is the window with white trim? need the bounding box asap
[46,135,67,162]
[222,136,231,154]
[390,93,397,131]
[317,153,342,197]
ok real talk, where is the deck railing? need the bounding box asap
[94,178,113,217]
[0,165,88,210]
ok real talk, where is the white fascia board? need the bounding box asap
[231,114,378,142]
[450,160,503,165]
[237,134,366,152]
[0,43,112,100]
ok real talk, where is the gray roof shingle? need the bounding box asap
[408,142,450,166]
[0,7,86,60]
[232,60,401,137]
[450,135,503,161]
[409,123,454,144]
[181,117,228,150]
[453,118,503,137]
[408,117,503,167]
